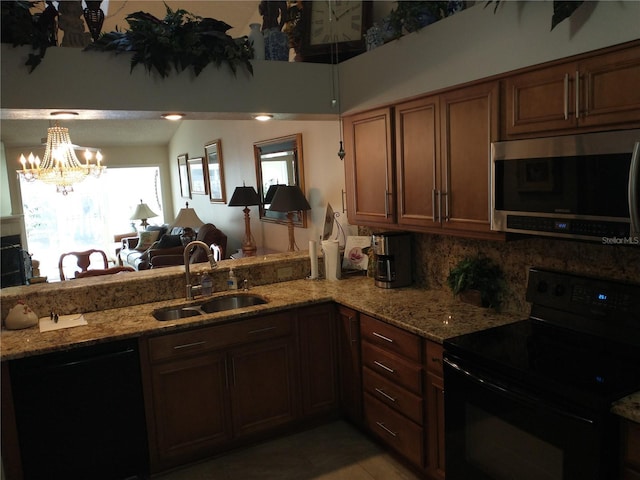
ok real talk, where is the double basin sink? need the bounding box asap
[153,294,268,321]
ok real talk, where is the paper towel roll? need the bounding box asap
[322,240,341,281]
[309,240,318,279]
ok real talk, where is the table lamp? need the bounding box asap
[173,202,204,245]
[268,185,311,252]
[228,185,261,256]
[130,200,158,229]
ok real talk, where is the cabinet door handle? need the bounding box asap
[375,387,397,403]
[432,189,438,222]
[575,71,580,119]
[437,190,442,223]
[374,360,395,374]
[384,190,391,218]
[443,191,450,221]
[173,341,206,350]
[563,73,569,120]
[372,331,394,343]
[376,421,398,437]
[349,317,358,344]
[431,357,441,364]
[341,189,347,214]
[248,326,276,335]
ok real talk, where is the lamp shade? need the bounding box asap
[264,184,285,204]
[228,186,260,207]
[130,200,158,221]
[268,185,311,213]
[173,202,204,228]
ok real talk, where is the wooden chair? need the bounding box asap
[58,249,109,281]
[74,266,135,278]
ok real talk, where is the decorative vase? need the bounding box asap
[248,23,265,61]
[458,289,483,307]
[264,28,289,61]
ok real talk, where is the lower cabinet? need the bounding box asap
[425,340,446,480]
[143,311,298,472]
[336,305,363,424]
[622,420,640,480]
[360,314,426,470]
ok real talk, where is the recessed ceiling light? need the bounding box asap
[161,113,185,121]
[50,111,79,119]
[254,114,273,122]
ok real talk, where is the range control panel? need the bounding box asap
[526,268,639,318]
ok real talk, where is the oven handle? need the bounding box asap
[629,141,640,236]
[444,357,595,427]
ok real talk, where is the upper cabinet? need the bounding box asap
[344,81,501,240]
[504,43,640,137]
[343,107,396,226]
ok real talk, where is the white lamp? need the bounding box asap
[173,202,204,245]
[130,199,158,229]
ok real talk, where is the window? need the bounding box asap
[21,167,163,281]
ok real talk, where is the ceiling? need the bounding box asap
[0,1,263,150]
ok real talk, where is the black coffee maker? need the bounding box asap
[372,232,412,288]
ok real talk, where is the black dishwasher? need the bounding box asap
[9,338,149,480]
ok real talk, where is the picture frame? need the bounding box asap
[177,153,191,199]
[187,157,207,195]
[204,139,226,203]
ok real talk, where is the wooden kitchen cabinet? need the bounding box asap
[298,303,339,417]
[345,81,500,239]
[425,340,446,480]
[504,43,640,137]
[360,314,426,469]
[343,107,396,226]
[144,311,297,472]
[336,305,363,424]
[622,419,640,480]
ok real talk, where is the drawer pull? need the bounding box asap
[376,421,398,437]
[173,341,206,350]
[248,326,276,335]
[372,331,394,343]
[374,360,395,374]
[431,357,441,364]
[375,387,397,403]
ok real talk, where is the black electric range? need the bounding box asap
[443,268,640,480]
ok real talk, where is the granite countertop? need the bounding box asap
[2,273,637,424]
[0,276,520,361]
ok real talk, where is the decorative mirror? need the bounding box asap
[254,133,307,227]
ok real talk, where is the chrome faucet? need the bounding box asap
[184,240,218,300]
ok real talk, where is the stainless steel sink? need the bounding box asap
[153,294,268,321]
[153,306,202,321]
[200,294,267,313]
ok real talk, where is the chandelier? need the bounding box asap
[17,122,105,195]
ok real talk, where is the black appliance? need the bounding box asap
[1,235,30,288]
[371,232,412,288]
[491,129,640,242]
[443,268,640,480]
[9,339,149,480]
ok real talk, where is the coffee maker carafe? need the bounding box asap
[372,232,412,289]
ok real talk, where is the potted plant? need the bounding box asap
[447,254,506,310]
[387,1,448,38]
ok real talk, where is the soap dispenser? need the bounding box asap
[227,268,238,290]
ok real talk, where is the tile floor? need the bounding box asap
[153,421,421,480]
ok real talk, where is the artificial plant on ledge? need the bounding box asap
[447,254,506,311]
[85,5,253,77]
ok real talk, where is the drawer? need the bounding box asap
[364,393,424,469]
[425,340,443,376]
[361,341,423,394]
[363,367,423,425]
[148,312,293,363]
[360,314,422,362]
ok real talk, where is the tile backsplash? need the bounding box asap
[361,228,640,316]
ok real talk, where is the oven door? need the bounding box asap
[443,354,618,480]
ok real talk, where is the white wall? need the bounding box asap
[168,119,349,254]
[340,1,640,113]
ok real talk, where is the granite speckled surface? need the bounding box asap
[612,392,640,424]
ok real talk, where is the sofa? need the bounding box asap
[119,224,227,270]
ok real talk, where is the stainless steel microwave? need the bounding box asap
[491,129,640,243]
